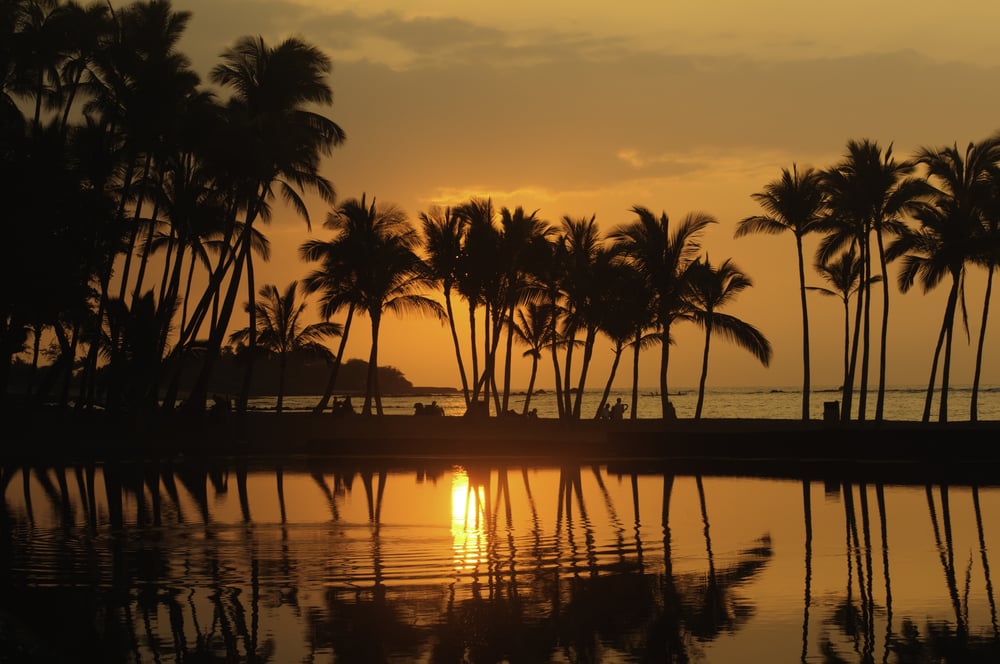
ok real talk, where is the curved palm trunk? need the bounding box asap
[522,354,539,415]
[841,296,851,397]
[444,288,471,407]
[572,327,598,419]
[659,326,671,419]
[183,224,250,414]
[467,302,480,403]
[501,305,516,413]
[841,248,866,422]
[131,181,164,308]
[924,276,959,422]
[562,326,576,418]
[858,231,873,421]
[695,320,713,419]
[971,265,995,421]
[630,329,641,420]
[874,230,890,421]
[237,251,258,413]
[794,234,811,421]
[117,154,154,304]
[313,304,355,413]
[549,333,565,419]
[363,313,383,416]
[596,342,624,419]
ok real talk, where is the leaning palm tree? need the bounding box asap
[184,34,344,414]
[228,281,340,413]
[892,139,997,422]
[686,257,772,419]
[737,165,825,420]
[610,206,715,419]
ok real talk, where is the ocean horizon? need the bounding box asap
[246,384,1000,422]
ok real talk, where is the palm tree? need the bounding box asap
[228,281,339,413]
[737,165,825,420]
[892,138,999,422]
[820,140,927,421]
[303,195,444,416]
[807,249,876,401]
[686,257,772,419]
[610,206,715,419]
[509,302,552,415]
[420,206,471,407]
[184,34,344,413]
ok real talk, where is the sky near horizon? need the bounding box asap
[165,0,1000,391]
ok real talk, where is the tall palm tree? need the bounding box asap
[892,138,999,422]
[303,195,444,416]
[686,257,772,419]
[228,281,339,413]
[820,140,927,421]
[807,249,876,402]
[610,206,715,419]
[184,34,344,413]
[420,205,471,407]
[737,165,825,420]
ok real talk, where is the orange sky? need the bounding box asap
[167,0,1000,390]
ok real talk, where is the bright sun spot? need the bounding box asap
[451,467,486,573]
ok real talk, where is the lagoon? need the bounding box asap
[2,456,998,662]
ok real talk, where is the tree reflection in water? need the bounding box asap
[2,460,1000,661]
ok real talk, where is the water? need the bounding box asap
[3,459,1000,662]
[251,384,1000,421]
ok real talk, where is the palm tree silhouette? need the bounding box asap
[509,302,553,415]
[686,256,772,419]
[228,280,339,413]
[738,165,825,420]
[304,194,443,415]
[185,33,344,413]
[821,140,926,421]
[611,206,715,419]
[420,205,472,407]
[808,248,877,404]
[892,139,997,421]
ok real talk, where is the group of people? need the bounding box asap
[413,401,445,416]
[331,396,356,416]
[598,398,629,420]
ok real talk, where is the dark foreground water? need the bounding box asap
[2,456,999,663]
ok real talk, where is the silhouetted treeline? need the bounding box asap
[3,0,998,425]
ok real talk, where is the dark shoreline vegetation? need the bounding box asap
[4,0,1000,456]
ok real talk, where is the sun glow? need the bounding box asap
[451,467,487,573]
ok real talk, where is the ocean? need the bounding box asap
[249,384,1000,421]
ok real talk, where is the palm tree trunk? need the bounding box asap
[695,322,713,419]
[237,251,257,413]
[874,230,890,421]
[468,302,480,403]
[971,264,994,421]
[363,314,383,416]
[131,177,164,308]
[922,308,948,423]
[858,230,872,421]
[444,289,471,407]
[630,329,641,420]
[549,331,564,419]
[795,235,811,421]
[522,355,539,416]
[939,290,957,423]
[276,353,286,414]
[563,327,575,418]
[117,154,154,303]
[596,344,623,419]
[502,304,516,413]
[659,325,671,419]
[572,327,597,419]
[313,304,354,413]
[841,255,866,422]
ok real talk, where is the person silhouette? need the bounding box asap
[611,398,628,420]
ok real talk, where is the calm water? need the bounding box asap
[252,384,1000,421]
[3,457,1000,662]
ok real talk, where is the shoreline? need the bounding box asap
[6,409,1000,467]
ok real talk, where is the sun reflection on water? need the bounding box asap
[451,466,487,574]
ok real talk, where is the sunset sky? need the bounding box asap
[168,0,1000,391]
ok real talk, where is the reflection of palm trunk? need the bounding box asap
[876,483,893,662]
[276,467,287,524]
[973,486,1000,638]
[858,483,876,658]
[926,484,966,637]
[802,480,812,663]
